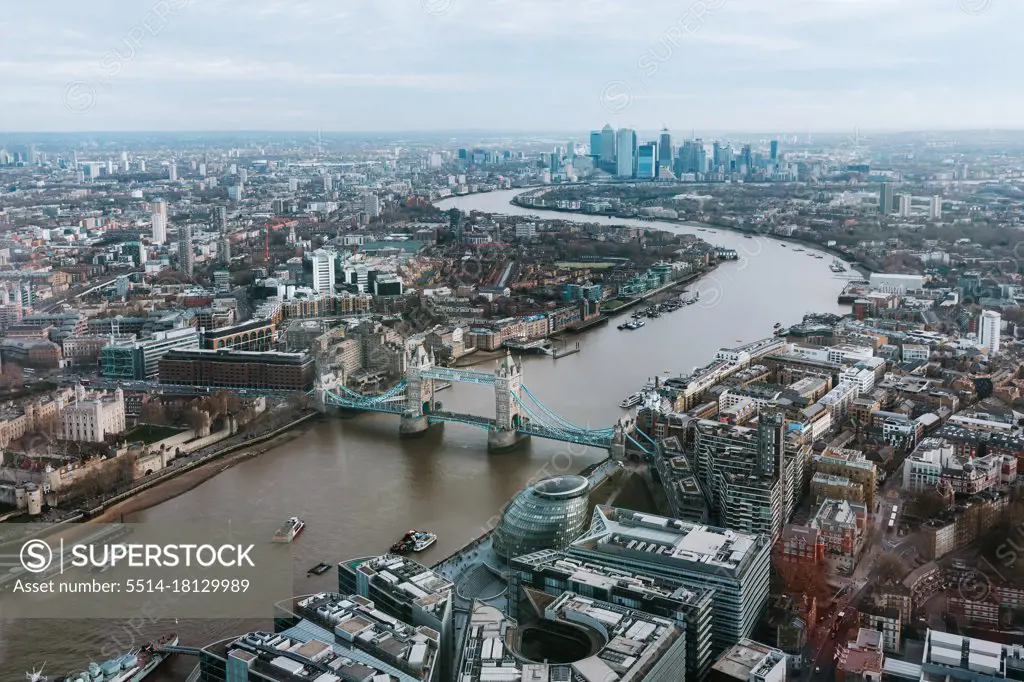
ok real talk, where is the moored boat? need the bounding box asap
[55,635,177,682]
[390,530,436,554]
[620,392,643,409]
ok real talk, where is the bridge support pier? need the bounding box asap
[399,414,430,438]
[609,421,628,461]
[488,428,529,453]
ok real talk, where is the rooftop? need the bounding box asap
[710,638,787,681]
[283,592,439,680]
[510,549,715,608]
[457,592,682,682]
[345,555,453,617]
[206,623,425,682]
[532,475,589,499]
[570,506,769,579]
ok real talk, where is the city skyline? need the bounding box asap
[2,0,1021,132]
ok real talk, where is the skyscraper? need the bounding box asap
[769,139,779,162]
[979,310,1001,355]
[615,128,637,178]
[311,249,336,295]
[151,199,167,244]
[215,205,227,234]
[637,143,658,179]
[694,139,707,174]
[168,163,177,181]
[879,182,895,215]
[659,128,673,168]
[897,193,912,217]
[676,140,696,175]
[589,130,603,159]
[600,124,616,167]
[218,236,231,265]
[929,195,943,220]
[177,224,194,277]
[364,193,381,218]
[720,144,734,173]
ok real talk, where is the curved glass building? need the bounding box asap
[493,475,590,560]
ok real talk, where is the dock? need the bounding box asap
[553,342,581,359]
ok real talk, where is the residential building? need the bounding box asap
[151,198,167,244]
[878,182,894,215]
[692,412,798,541]
[363,193,380,218]
[812,448,877,509]
[980,309,1001,355]
[177,223,194,276]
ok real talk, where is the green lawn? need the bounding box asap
[602,299,627,310]
[125,424,185,444]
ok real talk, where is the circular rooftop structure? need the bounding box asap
[532,475,589,499]
[492,475,590,560]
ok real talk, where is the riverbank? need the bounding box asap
[91,425,313,522]
[0,411,323,528]
[89,412,321,522]
[510,191,874,276]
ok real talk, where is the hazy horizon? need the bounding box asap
[2,0,1021,132]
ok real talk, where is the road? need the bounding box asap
[800,471,906,681]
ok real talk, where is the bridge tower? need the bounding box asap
[400,344,434,438]
[489,352,528,452]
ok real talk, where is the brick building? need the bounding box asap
[159,349,315,392]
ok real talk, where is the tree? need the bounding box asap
[287,392,310,412]
[876,554,908,584]
[914,489,949,519]
[139,401,170,425]
[774,559,833,604]
[183,408,208,437]
[0,363,25,389]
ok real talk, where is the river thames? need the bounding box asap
[3,189,850,680]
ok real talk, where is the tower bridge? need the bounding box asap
[317,347,630,453]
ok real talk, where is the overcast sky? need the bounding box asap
[1,0,1019,133]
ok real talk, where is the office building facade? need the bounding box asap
[980,310,1001,355]
[509,549,715,679]
[151,199,167,244]
[637,143,658,179]
[616,127,637,178]
[492,475,590,559]
[311,249,337,295]
[566,506,772,654]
